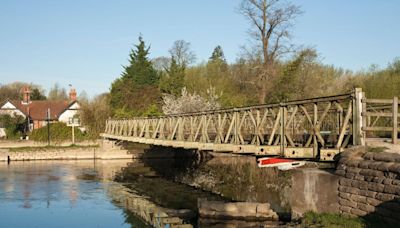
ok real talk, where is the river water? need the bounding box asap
[0,150,292,227]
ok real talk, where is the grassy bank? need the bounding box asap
[300,211,395,228]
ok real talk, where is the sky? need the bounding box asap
[0,0,399,97]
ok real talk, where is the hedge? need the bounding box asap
[29,122,88,143]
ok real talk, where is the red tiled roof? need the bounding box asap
[9,100,76,121]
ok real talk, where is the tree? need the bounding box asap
[209,45,226,63]
[0,82,46,102]
[0,114,26,139]
[121,35,159,86]
[169,40,196,67]
[159,57,185,96]
[159,40,197,96]
[79,93,112,138]
[48,83,68,100]
[110,35,161,116]
[152,56,171,72]
[162,87,220,115]
[31,88,47,100]
[208,45,228,72]
[239,0,302,103]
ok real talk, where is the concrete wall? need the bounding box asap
[336,147,400,224]
[291,168,340,219]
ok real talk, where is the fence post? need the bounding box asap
[393,97,398,144]
[353,88,363,146]
[361,92,366,146]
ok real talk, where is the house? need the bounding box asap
[0,87,80,133]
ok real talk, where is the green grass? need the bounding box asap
[301,211,366,228]
[7,144,99,152]
[301,212,396,228]
[367,146,388,153]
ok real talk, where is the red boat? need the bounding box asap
[257,157,305,170]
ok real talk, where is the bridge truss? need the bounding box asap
[102,89,370,161]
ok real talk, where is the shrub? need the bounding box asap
[0,114,26,139]
[29,122,87,143]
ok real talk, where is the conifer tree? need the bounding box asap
[209,45,226,63]
[110,35,161,116]
[208,45,228,73]
[160,57,185,96]
[122,35,159,86]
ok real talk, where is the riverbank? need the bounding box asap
[0,140,140,161]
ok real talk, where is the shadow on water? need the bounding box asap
[117,145,294,223]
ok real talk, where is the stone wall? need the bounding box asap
[0,140,141,161]
[336,147,400,223]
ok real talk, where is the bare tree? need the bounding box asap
[152,56,171,72]
[169,40,196,67]
[239,0,302,103]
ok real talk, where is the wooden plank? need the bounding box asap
[362,98,393,104]
[393,97,398,144]
[362,126,393,132]
[313,103,318,156]
[362,112,393,117]
[268,109,281,145]
[336,101,352,148]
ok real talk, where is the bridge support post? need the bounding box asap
[353,88,364,146]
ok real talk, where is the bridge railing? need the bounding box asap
[362,96,399,144]
[102,89,368,160]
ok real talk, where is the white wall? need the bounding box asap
[0,102,26,118]
[58,102,80,123]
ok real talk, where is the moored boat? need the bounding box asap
[257,157,305,170]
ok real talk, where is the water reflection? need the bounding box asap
[0,160,146,228]
[0,151,292,227]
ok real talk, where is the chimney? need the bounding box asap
[21,86,31,105]
[69,88,77,101]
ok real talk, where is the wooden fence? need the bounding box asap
[362,96,399,144]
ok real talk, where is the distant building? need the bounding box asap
[0,87,80,132]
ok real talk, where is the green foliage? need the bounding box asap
[209,45,227,67]
[29,122,87,143]
[79,93,112,138]
[0,115,26,139]
[360,58,400,99]
[160,57,185,96]
[301,211,366,228]
[210,45,225,61]
[0,82,46,102]
[121,35,159,86]
[113,107,136,118]
[30,88,47,100]
[110,35,161,116]
[142,104,162,117]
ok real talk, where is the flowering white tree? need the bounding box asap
[162,87,221,115]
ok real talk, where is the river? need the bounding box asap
[0,149,292,227]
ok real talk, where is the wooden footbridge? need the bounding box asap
[101,88,399,161]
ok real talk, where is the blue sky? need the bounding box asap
[0,0,399,97]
